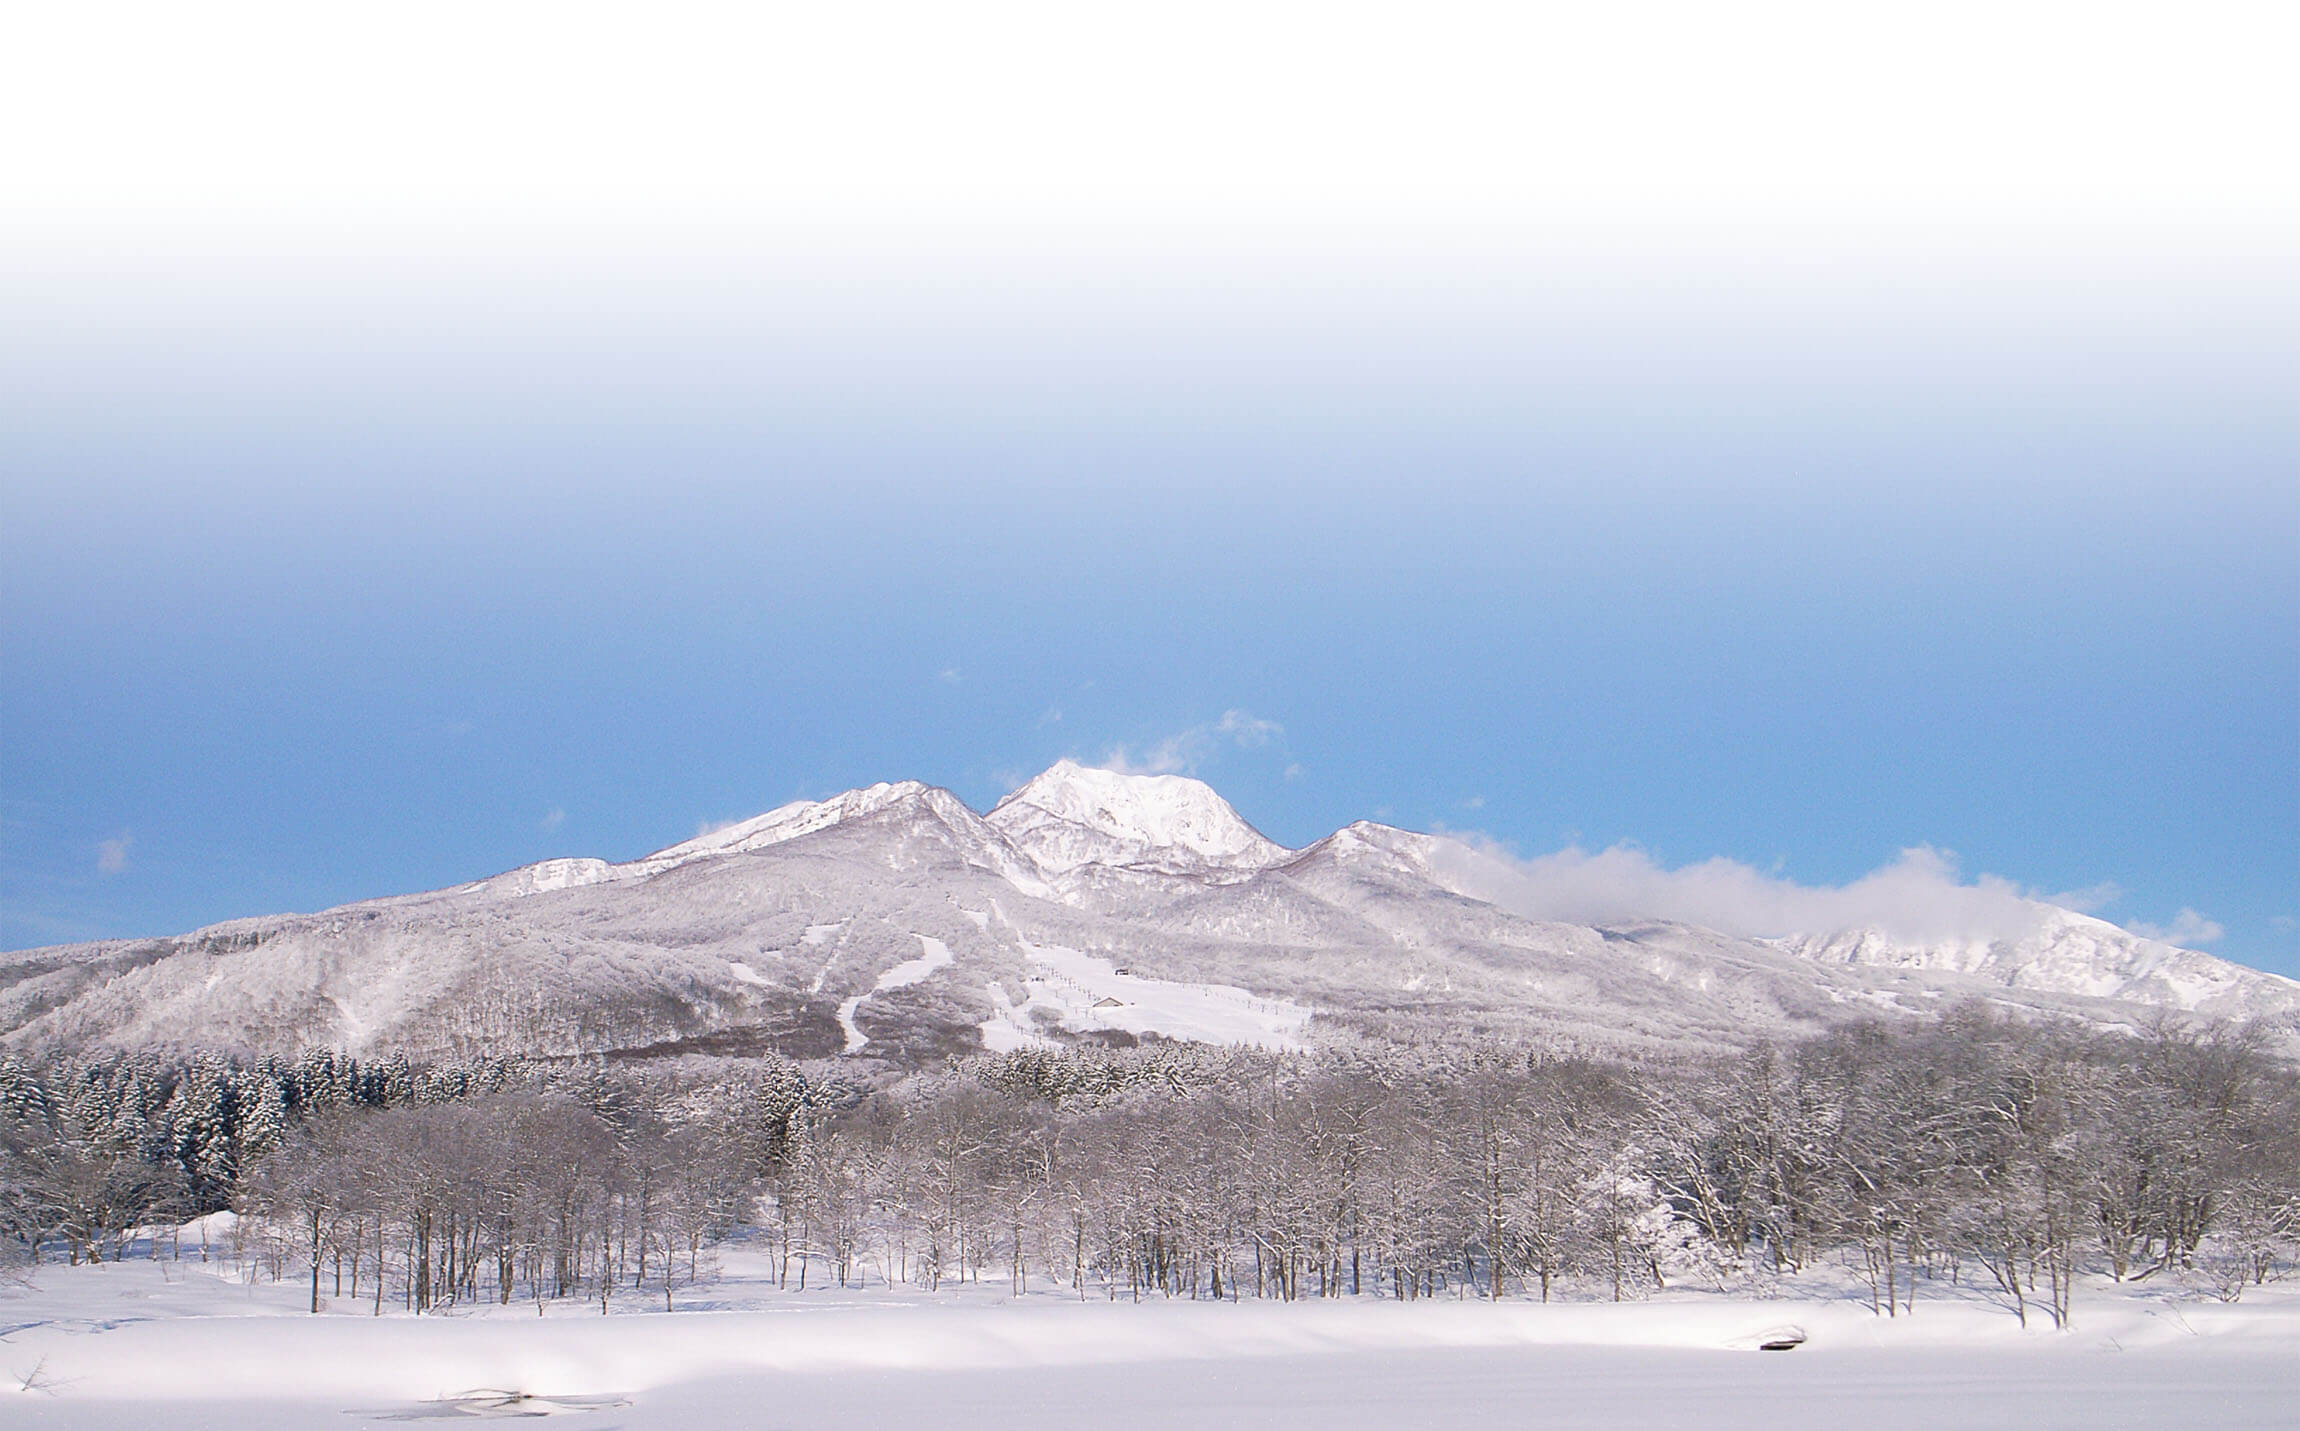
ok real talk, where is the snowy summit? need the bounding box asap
[987,759,1291,877]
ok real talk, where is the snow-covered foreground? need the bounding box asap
[6,1241,2297,1429]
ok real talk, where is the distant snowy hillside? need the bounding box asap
[4,763,2293,1064]
[1772,906,2293,1021]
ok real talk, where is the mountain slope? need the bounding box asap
[4,765,2293,1064]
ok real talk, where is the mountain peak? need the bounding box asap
[988,760,1290,876]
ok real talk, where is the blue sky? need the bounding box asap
[3,3,2296,973]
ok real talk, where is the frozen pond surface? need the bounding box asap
[6,1242,2296,1430]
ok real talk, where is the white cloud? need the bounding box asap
[1461,795,1486,810]
[2041,880,2122,914]
[1101,709,1283,776]
[96,832,133,876]
[1283,763,1304,781]
[539,807,566,832]
[1212,710,1280,745]
[938,667,962,684]
[1425,840,2098,947]
[1100,748,1181,777]
[2126,908,2225,948]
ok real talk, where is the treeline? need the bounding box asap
[768,1009,2299,1326]
[0,1048,820,1283]
[4,1007,2296,1325]
[0,1048,535,1257]
[234,1066,818,1312]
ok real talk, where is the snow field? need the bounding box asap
[7,1245,2299,1430]
[978,932,1313,1053]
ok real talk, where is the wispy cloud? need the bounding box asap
[2041,880,2122,914]
[2126,908,2225,947]
[938,667,962,684]
[1101,709,1283,776]
[1423,840,2213,950]
[96,832,133,876]
[539,807,567,832]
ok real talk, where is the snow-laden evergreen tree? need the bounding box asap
[236,1077,288,1165]
[0,1053,51,1124]
[372,1053,414,1108]
[291,1048,354,1114]
[165,1056,239,1208]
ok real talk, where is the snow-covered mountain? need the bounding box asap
[987,760,1289,877]
[1770,906,2282,1011]
[4,764,2294,1065]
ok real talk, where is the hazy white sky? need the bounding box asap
[9,1,2296,247]
[4,2,2295,973]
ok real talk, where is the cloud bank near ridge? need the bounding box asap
[1426,839,2217,951]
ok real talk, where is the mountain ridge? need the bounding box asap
[4,763,2292,1065]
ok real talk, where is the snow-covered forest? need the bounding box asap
[6,1004,2295,1327]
